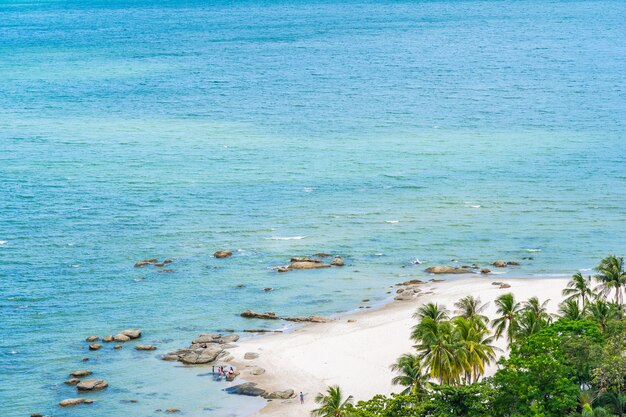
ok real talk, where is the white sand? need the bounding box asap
[228,276,569,417]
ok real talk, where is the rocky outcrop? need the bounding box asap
[85,336,99,342]
[134,259,158,268]
[178,345,224,364]
[102,335,114,343]
[395,287,420,301]
[240,310,278,320]
[59,398,94,407]
[214,250,232,258]
[64,378,80,386]
[396,279,424,285]
[76,379,108,391]
[264,389,295,399]
[135,345,157,351]
[283,316,330,323]
[226,382,266,397]
[492,260,507,268]
[330,257,345,267]
[113,334,131,342]
[425,266,472,274]
[88,343,102,351]
[70,370,92,378]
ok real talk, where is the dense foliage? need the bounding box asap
[312,255,626,417]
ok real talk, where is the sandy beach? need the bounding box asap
[228,276,569,417]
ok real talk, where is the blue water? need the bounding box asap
[1,0,625,416]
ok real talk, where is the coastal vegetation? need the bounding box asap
[312,255,626,417]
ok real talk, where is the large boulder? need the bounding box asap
[240,310,278,320]
[264,389,295,399]
[226,382,267,397]
[480,268,491,274]
[425,266,472,274]
[135,345,157,351]
[492,260,507,268]
[219,334,240,344]
[85,336,99,342]
[59,398,94,407]
[76,379,108,391]
[120,329,141,339]
[88,343,102,350]
[102,335,114,343]
[214,250,232,258]
[113,334,131,342]
[192,334,220,344]
[178,346,223,364]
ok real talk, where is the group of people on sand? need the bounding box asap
[212,365,235,379]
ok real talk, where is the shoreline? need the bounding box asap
[226,275,570,417]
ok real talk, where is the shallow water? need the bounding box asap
[1,0,625,416]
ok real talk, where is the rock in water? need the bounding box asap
[492,260,507,268]
[282,316,330,323]
[85,336,99,342]
[135,345,157,351]
[425,266,472,274]
[76,379,108,391]
[506,261,520,266]
[330,257,345,266]
[70,370,92,378]
[59,398,94,407]
[480,268,491,274]
[113,334,131,342]
[289,261,331,270]
[214,250,232,258]
[240,310,278,320]
[178,346,223,364]
[102,335,114,343]
[226,382,267,397]
[88,343,102,350]
[64,378,81,386]
[120,328,141,339]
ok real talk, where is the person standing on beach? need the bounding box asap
[300,392,304,404]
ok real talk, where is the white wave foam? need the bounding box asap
[265,236,307,241]
[524,249,542,252]
[0,240,7,245]
[375,253,383,256]
[303,187,314,193]
[385,220,399,224]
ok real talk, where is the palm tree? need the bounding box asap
[453,316,498,384]
[515,297,552,339]
[492,293,521,344]
[454,296,489,324]
[598,391,626,417]
[412,303,449,341]
[311,385,354,417]
[390,353,431,395]
[585,299,621,331]
[414,317,461,385]
[563,272,595,307]
[559,298,585,320]
[571,389,617,417]
[595,255,626,307]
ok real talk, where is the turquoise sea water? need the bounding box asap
[1,0,625,416]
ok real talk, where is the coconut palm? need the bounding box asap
[412,303,449,341]
[595,255,626,307]
[585,299,621,331]
[492,293,521,344]
[453,316,499,384]
[454,296,489,324]
[571,390,617,417]
[559,298,585,320]
[390,353,431,395]
[311,385,354,417]
[598,391,626,417]
[515,297,552,339]
[414,317,462,385]
[563,272,596,307]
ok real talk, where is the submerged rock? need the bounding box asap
[425,266,472,274]
[240,310,278,320]
[506,261,520,266]
[480,268,491,274]
[283,316,330,323]
[59,398,94,407]
[396,279,424,285]
[289,261,331,270]
[492,260,507,268]
[76,379,108,391]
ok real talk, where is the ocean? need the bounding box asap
[0,0,625,416]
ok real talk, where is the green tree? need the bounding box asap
[595,255,626,307]
[564,272,596,307]
[559,298,586,320]
[390,353,431,395]
[311,385,354,417]
[414,317,461,385]
[586,299,621,331]
[454,296,489,324]
[514,296,552,340]
[492,293,521,344]
[453,316,498,383]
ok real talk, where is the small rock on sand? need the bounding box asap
[250,367,265,375]
[244,352,259,360]
[499,283,511,289]
[264,389,295,399]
